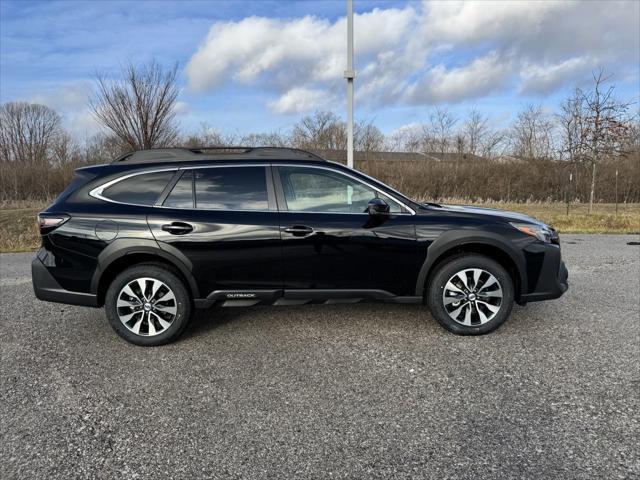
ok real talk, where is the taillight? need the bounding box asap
[37,214,69,234]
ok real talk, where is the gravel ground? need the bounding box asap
[1,234,639,479]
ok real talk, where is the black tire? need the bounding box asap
[427,254,514,335]
[105,264,192,346]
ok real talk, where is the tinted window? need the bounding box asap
[194,167,268,210]
[279,166,403,213]
[102,171,174,206]
[164,171,193,208]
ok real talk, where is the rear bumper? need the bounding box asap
[32,256,98,307]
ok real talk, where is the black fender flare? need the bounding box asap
[414,230,527,297]
[90,238,199,298]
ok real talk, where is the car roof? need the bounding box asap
[112,147,325,165]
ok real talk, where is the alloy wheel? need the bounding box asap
[442,268,503,326]
[116,277,177,336]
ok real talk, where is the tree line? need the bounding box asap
[1,61,638,206]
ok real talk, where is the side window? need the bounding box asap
[279,167,403,213]
[101,170,175,206]
[194,167,268,210]
[163,171,193,208]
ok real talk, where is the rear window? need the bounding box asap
[195,167,268,210]
[101,171,175,206]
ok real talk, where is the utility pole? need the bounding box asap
[345,0,355,169]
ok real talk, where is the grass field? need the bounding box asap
[1,201,638,253]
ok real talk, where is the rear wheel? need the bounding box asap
[105,264,192,346]
[427,255,514,335]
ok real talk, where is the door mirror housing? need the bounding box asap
[367,197,390,215]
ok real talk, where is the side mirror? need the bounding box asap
[367,197,390,215]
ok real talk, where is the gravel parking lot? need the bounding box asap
[1,234,638,479]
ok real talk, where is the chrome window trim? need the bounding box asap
[88,162,415,215]
[88,168,178,207]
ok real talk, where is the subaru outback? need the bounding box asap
[32,147,568,346]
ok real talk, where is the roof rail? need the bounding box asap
[112,147,325,164]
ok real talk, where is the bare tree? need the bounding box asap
[0,102,62,163]
[579,69,632,213]
[463,109,488,156]
[423,107,458,154]
[291,111,347,150]
[90,60,180,151]
[509,104,555,159]
[355,120,385,152]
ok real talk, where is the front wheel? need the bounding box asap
[105,264,192,346]
[427,255,514,335]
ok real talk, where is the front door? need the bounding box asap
[275,165,418,296]
[147,165,282,297]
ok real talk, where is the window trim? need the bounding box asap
[89,168,178,207]
[88,163,415,215]
[273,164,416,215]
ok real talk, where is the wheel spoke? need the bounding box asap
[149,280,163,301]
[156,291,176,303]
[455,272,470,291]
[155,303,177,315]
[122,284,140,302]
[445,280,464,294]
[147,314,157,336]
[472,269,482,290]
[462,303,472,326]
[448,301,469,319]
[477,300,500,313]
[117,297,139,308]
[131,314,144,334]
[151,311,172,330]
[475,302,489,323]
[136,279,148,300]
[478,275,498,292]
[119,310,140,323]
[478,289,502,298]
[443,294,465,306]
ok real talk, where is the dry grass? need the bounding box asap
[0,201,638,253]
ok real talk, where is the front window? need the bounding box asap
[278,166,404,213]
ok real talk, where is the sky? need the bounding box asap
[1,0,639,140]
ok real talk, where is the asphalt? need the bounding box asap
[1,234,639,479]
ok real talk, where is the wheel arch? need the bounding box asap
[415,232,526,300]
[91,239,199,306]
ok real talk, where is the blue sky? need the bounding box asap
[1,0,638,138]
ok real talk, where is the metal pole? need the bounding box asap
[615,168,619,215]
[345,0,355,169]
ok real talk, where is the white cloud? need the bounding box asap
[519,57,595,94]
[267,87,329,114]
[406,52,512,103]
[183,0,639,113]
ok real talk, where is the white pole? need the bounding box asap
[345,0,355,169]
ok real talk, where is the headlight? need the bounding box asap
[510,222,554,243]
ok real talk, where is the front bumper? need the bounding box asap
[518,242,569,303]
[32,256,98,307]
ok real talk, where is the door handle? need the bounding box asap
[283,225,314,236]
[162,222,194,235]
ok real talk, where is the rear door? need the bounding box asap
[147,165,282,297]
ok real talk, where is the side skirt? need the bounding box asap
[193,289,422,308]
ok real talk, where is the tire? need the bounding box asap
[427,254,514,335]
[105,264,192,346]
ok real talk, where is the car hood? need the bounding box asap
[433,204,545,226]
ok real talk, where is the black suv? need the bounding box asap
[32,147,568,346]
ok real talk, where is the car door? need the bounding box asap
[275,164,419,296]
[147,164,283,297]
